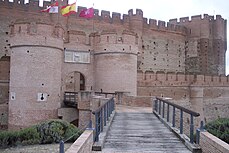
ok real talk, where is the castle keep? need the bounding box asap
[0,0,228,130]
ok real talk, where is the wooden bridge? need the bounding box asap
[65,96,202,153]
[101,106,192,153]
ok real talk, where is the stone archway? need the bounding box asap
[65,71,85,92]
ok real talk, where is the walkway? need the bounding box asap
[100,105,191,153]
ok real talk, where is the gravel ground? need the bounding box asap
[0,143,72,153]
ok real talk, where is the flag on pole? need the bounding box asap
[41,1,59,13]
[79,8,94,18]
[61,2,76,17]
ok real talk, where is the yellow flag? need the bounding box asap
[61,3,76,17]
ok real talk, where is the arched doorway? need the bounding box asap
[65,71,85,92]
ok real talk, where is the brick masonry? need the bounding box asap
[0,0,228,130]
[200,131,229,153]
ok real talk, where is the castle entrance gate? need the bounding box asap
[65,71,85,92]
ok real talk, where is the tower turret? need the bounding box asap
[128,9,144,35]
[8,19,64,130]
[93,30,138,95]
[170,14,227,75]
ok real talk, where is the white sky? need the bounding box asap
[29,0,229,74]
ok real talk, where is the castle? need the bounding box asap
[0,0,228,130]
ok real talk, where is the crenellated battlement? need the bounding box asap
[93,30,137,45]
[9,19,64,50]
[169,14,225,24]
[0,0,189,35]
[0,0,41,11]
[138,71,229,86]
[9,19,63,38]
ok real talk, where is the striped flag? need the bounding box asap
[61,2,76,17]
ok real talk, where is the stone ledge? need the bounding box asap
[66,129,94,153]
[200,131,229,153]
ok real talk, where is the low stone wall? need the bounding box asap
[66,129,94,153]
[122,95,153,107]
[200,131,229,153]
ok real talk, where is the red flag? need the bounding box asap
[41,1,58,13]
[61,2,76,17]
[79,8,94,18]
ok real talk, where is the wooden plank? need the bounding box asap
[102,112,191,153]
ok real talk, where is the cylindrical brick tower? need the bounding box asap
[93,30,138,95]
[8,19,64,130]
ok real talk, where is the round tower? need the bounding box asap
[8,19,64,130]
[94,30,138,95]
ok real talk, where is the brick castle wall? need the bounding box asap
[0,0,227,129]
[137,71,229,124]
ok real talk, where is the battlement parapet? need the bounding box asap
[94,30,137,45]
[169,14,225,25]
[128,9,143,17]
[1,1,224,37]
[0,0,41,11]
[145,19,187,34]
[9,19,64,49]
[138,71,229,86]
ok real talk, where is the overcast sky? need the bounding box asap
[33,0,229,74]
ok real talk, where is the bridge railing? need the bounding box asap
[154,97,200,144]
[92,97,115,142]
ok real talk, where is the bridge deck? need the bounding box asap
[99,105,191,153]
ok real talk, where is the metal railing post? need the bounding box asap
[100,109,103,132]
[196,120,205,144]
[196,128,200,144]
[180,110,183,134]
[59,140,64,153]
[104,103,107,126]
[95,112,99,142]
[155,97,200,144]
[154,99,158,112]
[162,102,165,118]
[159,100,161,115]
[112,98,114,112]
[108,100,111,117]
[167,104,170,122]
[92,97,115,143]
[172,106,175,127]
[190,114,194,143]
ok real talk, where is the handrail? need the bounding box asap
[92,97,115,142]
[92,97,113,114]
[154,97,200,144]
[156,97,200,117]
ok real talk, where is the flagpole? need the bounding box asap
[92,3,95,33]
[57,0,61,24]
